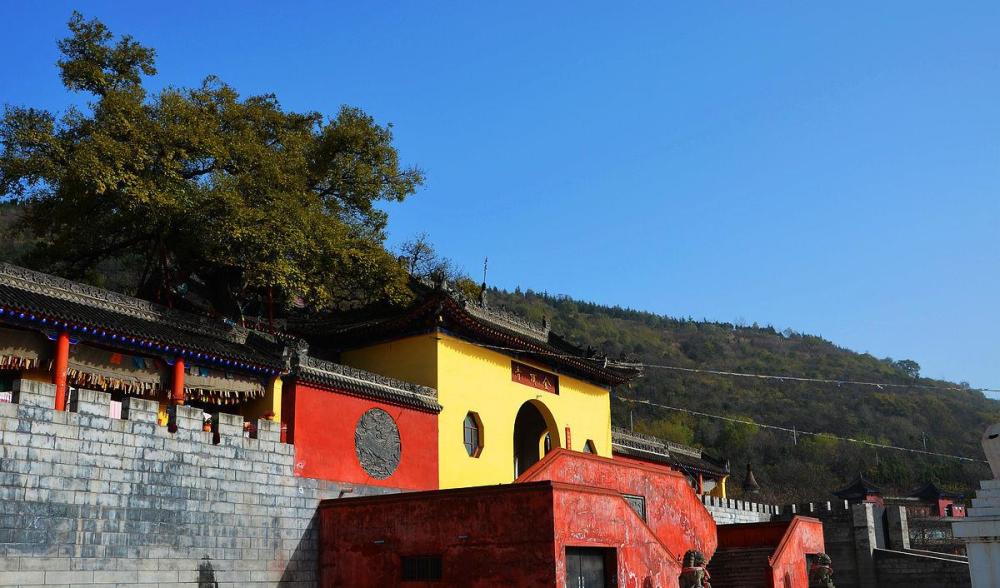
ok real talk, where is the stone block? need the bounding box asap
[122,397,158,424]
[214,412,241,438]
[13,380,56,408]
[71,389,112,417]
[0,570,47,584]
[257,419,280,442]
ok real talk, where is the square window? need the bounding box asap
[402,555,442,581]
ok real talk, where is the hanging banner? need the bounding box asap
[67,344,163,395]
[0,326,49,370]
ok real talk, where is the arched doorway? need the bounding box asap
[513,400,559,478]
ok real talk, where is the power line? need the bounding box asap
[616,396,987,464]
[474,343,1000,394]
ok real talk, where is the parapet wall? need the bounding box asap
[700,495,779,525]
[0,380,394,587]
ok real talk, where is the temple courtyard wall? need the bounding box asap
[0,380,393,587]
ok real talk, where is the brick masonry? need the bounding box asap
[873,548,970,587]
[700,494,779,525]
[0,380,396,587]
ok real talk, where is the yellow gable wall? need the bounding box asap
[341,333,439,389]
[339,330,613,489]
[435,333,612,489]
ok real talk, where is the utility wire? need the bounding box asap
[616,396,987,464]
[474,343,1000,394]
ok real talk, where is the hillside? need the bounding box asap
[487,287,996,503]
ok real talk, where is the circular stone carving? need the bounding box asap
[354,408,401,479]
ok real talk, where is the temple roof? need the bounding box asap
[0,263,283,373]
[611,427,729,477]
[293,353,441,413]
[289,280,642,387]
[833,475,882,500]
[909,481,963,501]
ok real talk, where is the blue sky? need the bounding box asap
[4,2,999,389]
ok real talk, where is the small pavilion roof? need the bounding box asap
[833,475,883,500]
[909,481,963,502]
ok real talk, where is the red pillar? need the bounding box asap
[697,473,704,495]
[172,357,186,405]
[52,331,70,411]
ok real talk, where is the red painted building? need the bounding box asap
[319,478,684,586]
[712,518,826,588]
[282,357,441,490]
[519,449,718,559]
[319,450,828,587]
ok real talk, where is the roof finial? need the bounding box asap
[743,462,761,495]
[479,256,489,308]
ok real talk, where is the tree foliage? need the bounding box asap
[0,13,423,318]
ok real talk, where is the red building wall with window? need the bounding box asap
[520,449,718,559]
[317,480,683,587]
[286,382,439,490]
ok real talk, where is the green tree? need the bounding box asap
[0,13,423,318]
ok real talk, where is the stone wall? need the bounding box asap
[0,380,393,587]
[909,516,966,555]
[874,548,970,587]
[699,494,779,525]
[777,500,870,588]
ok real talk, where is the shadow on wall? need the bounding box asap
[198,556,217,588]
[280,512,320,584]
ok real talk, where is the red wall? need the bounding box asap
[318,483,558,587]
[520,449,718,559]
[716,518,826,588]
[767,518,825,588]
[317,480,685,588]
[289,382,438,490]
[551,484,681,587]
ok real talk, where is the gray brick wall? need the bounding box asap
[700,495,778,525]
[0,380,396,587]
[874,548,970,587]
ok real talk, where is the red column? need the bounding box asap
[52,331,70,411]
[172,357,186,405]
[697,473,704,495]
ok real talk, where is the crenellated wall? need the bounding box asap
[700,494,780,525]
[0,380,395,587]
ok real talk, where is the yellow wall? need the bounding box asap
[341,334,439,389]
[342,330,613,489]
[434,334,612,488]
[243,376,283,422]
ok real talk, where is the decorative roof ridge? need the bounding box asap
[448,291,550,343]
[297,354,438,400]
[0,263,249,345]
[611,427,706,458]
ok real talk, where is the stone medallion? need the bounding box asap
[354,408,401,480]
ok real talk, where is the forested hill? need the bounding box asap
[487,287,996,503]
